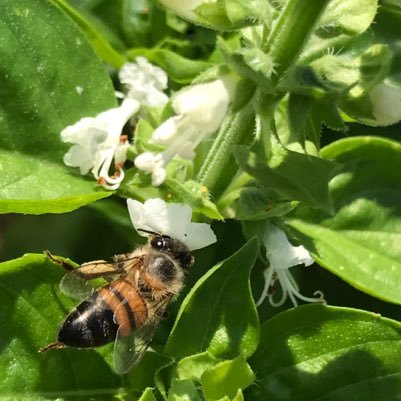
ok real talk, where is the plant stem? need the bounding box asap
[196,0,331,197]
[265,0,331,81]
[196,103,255,196]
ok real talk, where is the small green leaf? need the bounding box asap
[248,304,401,401]
[201,357,255,401]
[138,388,158,401]
[0,0,116,214]
[167,379,201,401]
[166,179,224,220]
[316,0,378,37]
[235,144,339,213]
[217,38,274,92]
[128,48,212,84]
[231,389,245,401]
[236,187,297,221]
[176,352,220,382]
[289,136,401,304]
[165,238,260,360]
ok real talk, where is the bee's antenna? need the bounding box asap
[137,228,159,236]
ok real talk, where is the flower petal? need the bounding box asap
[127,198,216,250]
[183,222,217,250]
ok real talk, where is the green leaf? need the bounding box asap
[0,254,128,400]
[0,0,116,214]
[231,389,245,401]
[0,151,111,214]
[166,179,224,220]
[235,144,339,213]
[316,0,378,37]
[288,136,401,304]
[52,0,126,67]
[167,379,202,401]
[176,352,220,382]
[138,388,158,401]
[236,187,297,221]
[165,238,260,360]
[247,304,401,401]
[201,357,255,401]
[217,38,275,92]
[127,48,212,84]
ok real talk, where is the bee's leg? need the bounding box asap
[39,341,65,353]
[44,250,76,271]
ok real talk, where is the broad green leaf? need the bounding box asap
[247,304,401,401]
[52,0,126,67]
[288,136,401,304]
[201,357,255,401]
[0,150,110,214]
[165,238,260,360]
[127,48,212,84]
[0,0,116,214]
[235,144,339,213]
[0,254,128,400]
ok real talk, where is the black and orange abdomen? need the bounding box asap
[57,279,148,348]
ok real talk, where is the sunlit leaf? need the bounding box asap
[289,136,401,304]
[165,238,260,360]
[247,305,401,401]
[0,0,116,214]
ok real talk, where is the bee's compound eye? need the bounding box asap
[151,236,164,249]
[151,236,173,251]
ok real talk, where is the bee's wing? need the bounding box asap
[60,257,140,300]
[113,296,172,375]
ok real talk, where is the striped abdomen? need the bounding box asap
[57,279,148,348]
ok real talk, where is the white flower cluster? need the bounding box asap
[60,56,235,190]
[256,223,325,308]
[134,77,236,186]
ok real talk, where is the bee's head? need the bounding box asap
[139,229,194,270]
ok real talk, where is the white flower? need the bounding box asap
[135,76,237,186]
[61,98,140,190]
[119,57,169,108]
[256,223,325,308]
[158,0,206,21]
[127,198,217,250]
[369,83,401,126]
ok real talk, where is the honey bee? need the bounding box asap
[39,230,194,374]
